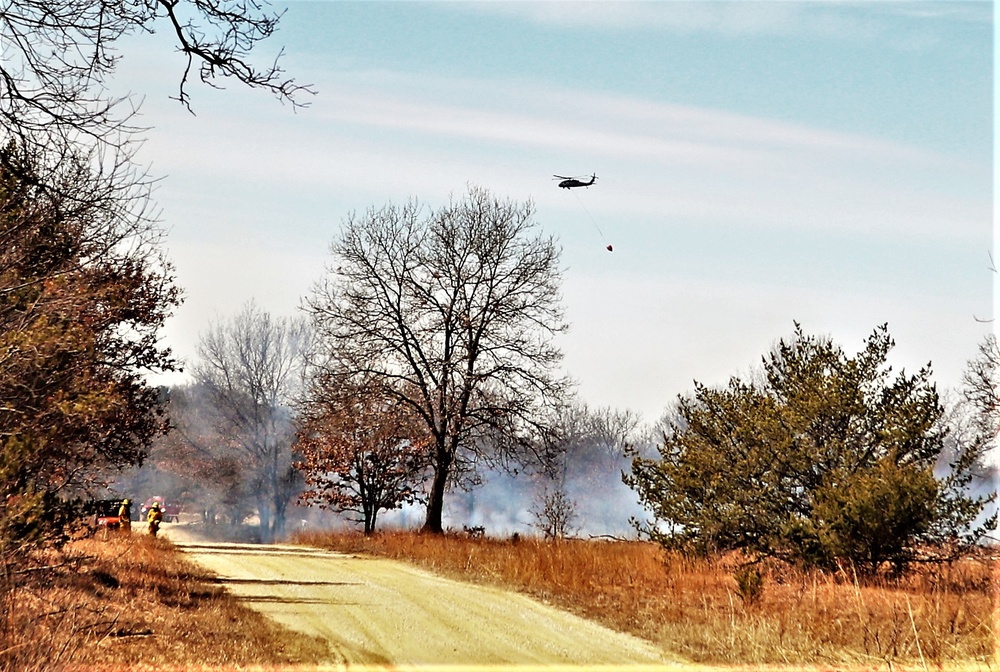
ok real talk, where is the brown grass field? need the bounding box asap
[0,530,329,671]
[3,525,995,670]
[295,530,997,669]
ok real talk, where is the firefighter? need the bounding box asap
[147,501,163,538]
[118,498,132,532]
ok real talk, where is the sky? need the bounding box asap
[113,1,994,425]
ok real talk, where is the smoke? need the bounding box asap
[380,404,656,538]
[936,388,999,539]
[374,462,648,538]
[111,383,299,537]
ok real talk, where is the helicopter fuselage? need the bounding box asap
[557,174,597,189]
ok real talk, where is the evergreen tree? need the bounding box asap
[627,324,994,573]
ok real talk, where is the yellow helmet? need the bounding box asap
[122,498,130,505]
[151,502,160,509]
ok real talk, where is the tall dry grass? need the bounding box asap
[296,530,996,667]
[1,529,329,671]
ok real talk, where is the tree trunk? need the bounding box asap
[258,500,272,543]
[422,472,446,533]
[271,489,287,540]
[423,448,451,533]
[272,509,285,540]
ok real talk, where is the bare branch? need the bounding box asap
[305,187,571,533]
[192,301,310,541]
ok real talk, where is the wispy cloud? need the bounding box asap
[123,2,990,420]
[142,68,987,246]
[449,1,989,37]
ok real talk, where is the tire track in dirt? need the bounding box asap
[165,527,679,667]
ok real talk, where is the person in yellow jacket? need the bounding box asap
[147,501,163,537]
[118,498,132,532]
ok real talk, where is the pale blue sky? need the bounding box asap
[120,1,994,422]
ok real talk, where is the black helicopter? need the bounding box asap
[554,173,597,189]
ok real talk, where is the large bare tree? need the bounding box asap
[195,302,310,542]
[305,187,570,533]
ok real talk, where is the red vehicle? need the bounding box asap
[140,497,182,523]
[92,499,125,530]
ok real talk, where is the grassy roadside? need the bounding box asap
[2,530,331,671]
[295,530,996,669]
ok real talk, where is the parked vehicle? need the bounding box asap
[140,497,182,523]
[90,499,125,530]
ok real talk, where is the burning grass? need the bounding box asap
[1,530,330,671]
[295,530,996,668]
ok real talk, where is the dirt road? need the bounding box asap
[164,527,677,667]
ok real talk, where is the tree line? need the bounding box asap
[118,190,997,575]
[1,0,996,612]
[3,127,996,564]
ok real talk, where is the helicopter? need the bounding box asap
[554,173,597,189]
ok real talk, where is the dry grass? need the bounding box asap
[295,530,996,668]
[1,529,330,671]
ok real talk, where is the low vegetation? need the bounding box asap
[0,530,329,671]
[296,529,995,668]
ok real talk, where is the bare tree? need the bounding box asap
[195,302,310,542]
[531,483,578,539]
[296,378,429,534]
[116,383,260,529]
[1,0,310,156]
[963,333,1000,440]
[533,403,643,538]
[306,187,571,533]
[558,404,643,470]
[947,333,1000,533]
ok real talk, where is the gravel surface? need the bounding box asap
[165,526,678,667]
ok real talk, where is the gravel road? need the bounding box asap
[165,526,677,667]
